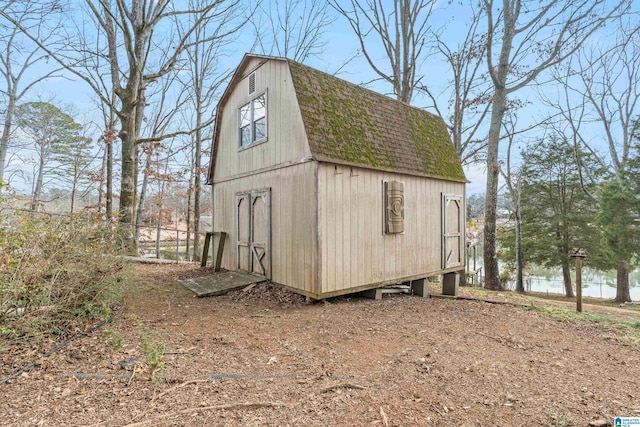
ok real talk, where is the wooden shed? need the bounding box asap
[207,54,466,299]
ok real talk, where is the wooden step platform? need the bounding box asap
[180,271,266,298]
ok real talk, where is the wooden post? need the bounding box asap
[473,245,477,271]
[201,231,227,271]
[156,224,161,259]
[572,253,585,313]
[201,232,212,268]
[214,232,226,272]
[466,242,470,275]
[175,229,180,262]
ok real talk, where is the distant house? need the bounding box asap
[207,54,466,299]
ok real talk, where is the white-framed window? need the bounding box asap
[239,92,267,148]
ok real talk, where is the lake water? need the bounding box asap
[523,272,640,300]
[468,245,640,300]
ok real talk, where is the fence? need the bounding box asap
[134,223,212,263]
[465,267,483,286]
[1,207,213,263]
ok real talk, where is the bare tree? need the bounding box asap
[0,0,245,250]
[420,4,492,165]
[546,16,640,301]
[96,94,119,220]
[568,20,639,176]
[135,71,187,246]
[0,1,64,182]
[176,0,238,260]
[329,0,436,103]
[499,111,526,292]
[481,0,629,290]
[252,0,332,62]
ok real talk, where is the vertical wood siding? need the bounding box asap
[318,163,466,295]
[213,162,318,294]
[213,58,311,181]
[211,57,466,298]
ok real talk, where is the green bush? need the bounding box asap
[0,194,130,345]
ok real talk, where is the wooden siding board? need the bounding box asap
[325,166,335,293]
[335,166,343,291]
[365,172,374,285]
[311,162,319,293]
[421,178,427,271]
[302,163,310,291]
[273,171,283,285]
[343,169,351,291]
[287,167,295,288]
[402,177,412,276]
[213,60,310,183]
[212,57,466,298]
[373,172,383,283]
[316,163,465,295]
[355,169,364,288]
[212,162,316,292]
[318,167,324,293]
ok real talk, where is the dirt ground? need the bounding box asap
[1,263,640,427]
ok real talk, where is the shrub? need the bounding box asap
[0,196,130,346]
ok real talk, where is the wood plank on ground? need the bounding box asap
[180,271,266,297]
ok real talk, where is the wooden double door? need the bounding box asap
[236,189,271,278]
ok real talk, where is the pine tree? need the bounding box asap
[500,136,604,297]
[15,102,84,211]
[594,129,640,302]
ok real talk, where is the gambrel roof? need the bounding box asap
[208,54,466,183]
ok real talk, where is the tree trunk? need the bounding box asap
[31,150,45,212]
[70,173,77,214]
[106,136,113,220]
[97,143,106,215]
[483,1,518,291]
[193,119,202,261]
[118,113,137,252]
[483,87,508,290]
[186,182,192,261]
[616,260,632,303]
[562,258,574,298]
[135,151,152,247]
[0,93,16,183]
[515,206,524,292]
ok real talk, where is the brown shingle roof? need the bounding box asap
[287,60,466,182]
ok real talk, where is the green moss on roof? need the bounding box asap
[408,108,467,181]
[288,60,466,182]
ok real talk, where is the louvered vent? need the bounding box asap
[384,181,404,234]
[248,73,256,95]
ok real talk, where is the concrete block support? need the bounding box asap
[411,278,428,297]
[442,272,459,297]
[361,288,383,300]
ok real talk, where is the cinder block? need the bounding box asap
[442,272,459,296]
[361,288,383,300]
[411,278,428,297]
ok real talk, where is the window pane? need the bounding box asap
[240,103,251,127]
[253,95,266,120]
[253,117,266,141]
[240,125,251,146]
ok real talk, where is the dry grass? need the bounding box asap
[0,207,131,349]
